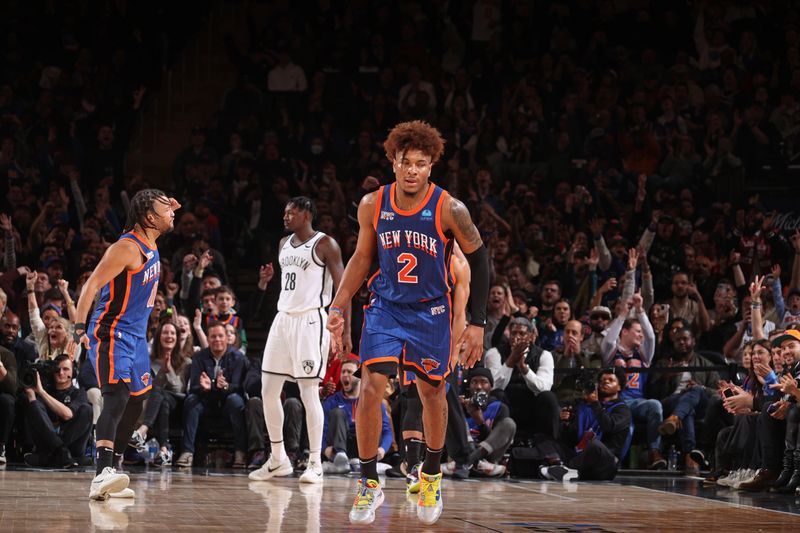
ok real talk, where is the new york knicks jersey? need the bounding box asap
[90,231,160,337]
[370,183,453,303]
[277,232,333,313]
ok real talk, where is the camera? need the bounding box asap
[19,359,58,389]
[470,391,489,410]
[575,369,599,395]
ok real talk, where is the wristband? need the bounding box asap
[329,305,344,316]
[74,322,86,333]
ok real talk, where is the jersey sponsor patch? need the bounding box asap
[420,358,440,373]
[302,360,315,374]
[421,209,433,220]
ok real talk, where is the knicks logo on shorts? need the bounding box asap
[420,358,440,373]
[141,372,151,386]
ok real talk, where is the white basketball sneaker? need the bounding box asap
[299,459,324,484]
[249,454,294,481]
[89,467,130,501]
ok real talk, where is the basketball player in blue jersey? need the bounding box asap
[73,189,179,500]
[327,120,490,525]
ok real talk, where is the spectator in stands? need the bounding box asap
[0,345,16,464]
[553,319,603,404]
[582,306,611,360]
[649,328,720,475]
[601,294,665,469]
[539,299,572,352]
[669,272,712,334]
[176,322,248,468]
[21,355,92,468]
[484,317,560,440]
[0,312,36,367]
[459,367,514,477]
[129,321,191,466]
[321,359,392,474]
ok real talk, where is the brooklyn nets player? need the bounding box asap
[250,197,350,483]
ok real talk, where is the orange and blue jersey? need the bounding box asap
[89,231,161,336]
[359,183,456,384]
[369,183,453,304]
[206,312,243,330]
[613,348,647,400]
[88,231,160,395]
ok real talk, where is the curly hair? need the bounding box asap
[383,120,445,164]
[125,188,170,232]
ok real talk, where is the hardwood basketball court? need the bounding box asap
[1,467,798,532]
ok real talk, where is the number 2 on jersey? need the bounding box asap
[397,253,418,283]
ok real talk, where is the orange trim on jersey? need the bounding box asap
[372,186,384,230]
[130,230,156,250]
[362,356,400,367]
[434,190,449,244]
[107,271,134,383]
[130,385,152,396]
[389,182,436,216]
[119,238,151,276]
[366,269,380,290]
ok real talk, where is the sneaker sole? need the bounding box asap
[89,476,129,501]
[349,491,384,525]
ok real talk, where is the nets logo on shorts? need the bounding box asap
[302,360,315,374]
[420,358,440,373]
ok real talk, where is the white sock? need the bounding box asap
[262,373,287,462]
[298,379,324,465]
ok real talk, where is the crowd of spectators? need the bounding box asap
[2,0,800,496]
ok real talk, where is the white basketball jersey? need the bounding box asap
[277,232,333,313]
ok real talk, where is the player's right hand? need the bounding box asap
[458,324,484,369]
[326,312,345,359]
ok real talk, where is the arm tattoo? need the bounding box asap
[449,198,483,249]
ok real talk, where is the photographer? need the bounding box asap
[484,317,560,439]
[543,368,632,481]
[21,354,92,467]
[0,345,16,464]
[460,367,515,476]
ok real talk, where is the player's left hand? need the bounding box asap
[458,325,484,369]
[168,197,181,211]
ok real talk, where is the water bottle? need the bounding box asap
[667,445,678,471]
[147,438,159,463]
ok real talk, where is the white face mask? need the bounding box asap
[310,144,324,155]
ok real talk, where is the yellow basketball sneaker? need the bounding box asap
[349,478,384,525]
[417,471,443,525]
